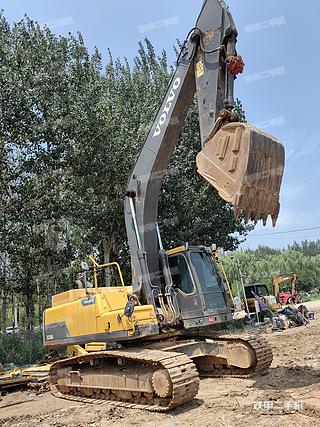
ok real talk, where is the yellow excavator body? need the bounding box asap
[273,273,300,304]
[44,254,273,411]
[246,295,282,312]
[44,286,158,349]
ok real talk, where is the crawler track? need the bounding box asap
[50,334,272,411]
[50,348,199,412]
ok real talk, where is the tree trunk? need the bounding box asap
[38,283,42,328]
[53,223,59,295]
[1,289,8,334]
[0,253,9,334]
[13,297,19,331]
[46,223,59,306]
[25,295,34,332]
[46,254,53,307]
[102,234,115,286]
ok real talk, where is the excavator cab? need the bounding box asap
[167,246,232,328]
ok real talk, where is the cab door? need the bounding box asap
[189,251,229,315]
[168,253,203,319]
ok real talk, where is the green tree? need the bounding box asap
[0,14,103,325]
[222,244,320,294]
[288,240,320,257]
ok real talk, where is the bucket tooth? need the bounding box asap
[251,209,260,225]
[271,205,280,227]
[262,214,268,227]
[196,122,285,227]
[244,210,251,224]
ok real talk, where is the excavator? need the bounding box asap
[273,274,301,305]
[43,0,285,411]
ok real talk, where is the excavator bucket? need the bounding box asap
[196,122,285,226]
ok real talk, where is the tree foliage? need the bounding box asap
[288,240,320,257]
[222,243,320,293]
[0,331,45,366]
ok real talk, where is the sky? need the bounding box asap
[2,0,320,250]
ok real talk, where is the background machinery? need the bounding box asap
[245,274,301,314]
[245,283,282,312]
[43,0,285,411]
[273,274,301,305]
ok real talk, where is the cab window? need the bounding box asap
[168,254,194,294]
[257,286,269,297]
[190,252,219,292]
[245,287,254,299]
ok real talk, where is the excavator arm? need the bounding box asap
[125,0,285,304]
[273,273,298,302]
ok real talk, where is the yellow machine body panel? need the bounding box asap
[51,286,134,307]
[166,246,186,256]
[44,286,158,348]
[246,296,282,312]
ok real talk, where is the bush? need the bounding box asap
[0,331,47,367]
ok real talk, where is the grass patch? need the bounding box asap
[302,294,320,302]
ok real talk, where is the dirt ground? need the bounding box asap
[1,315,319,427]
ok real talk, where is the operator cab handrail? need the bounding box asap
[88,256,126,290]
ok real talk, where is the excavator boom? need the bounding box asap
[125,0,285,302]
